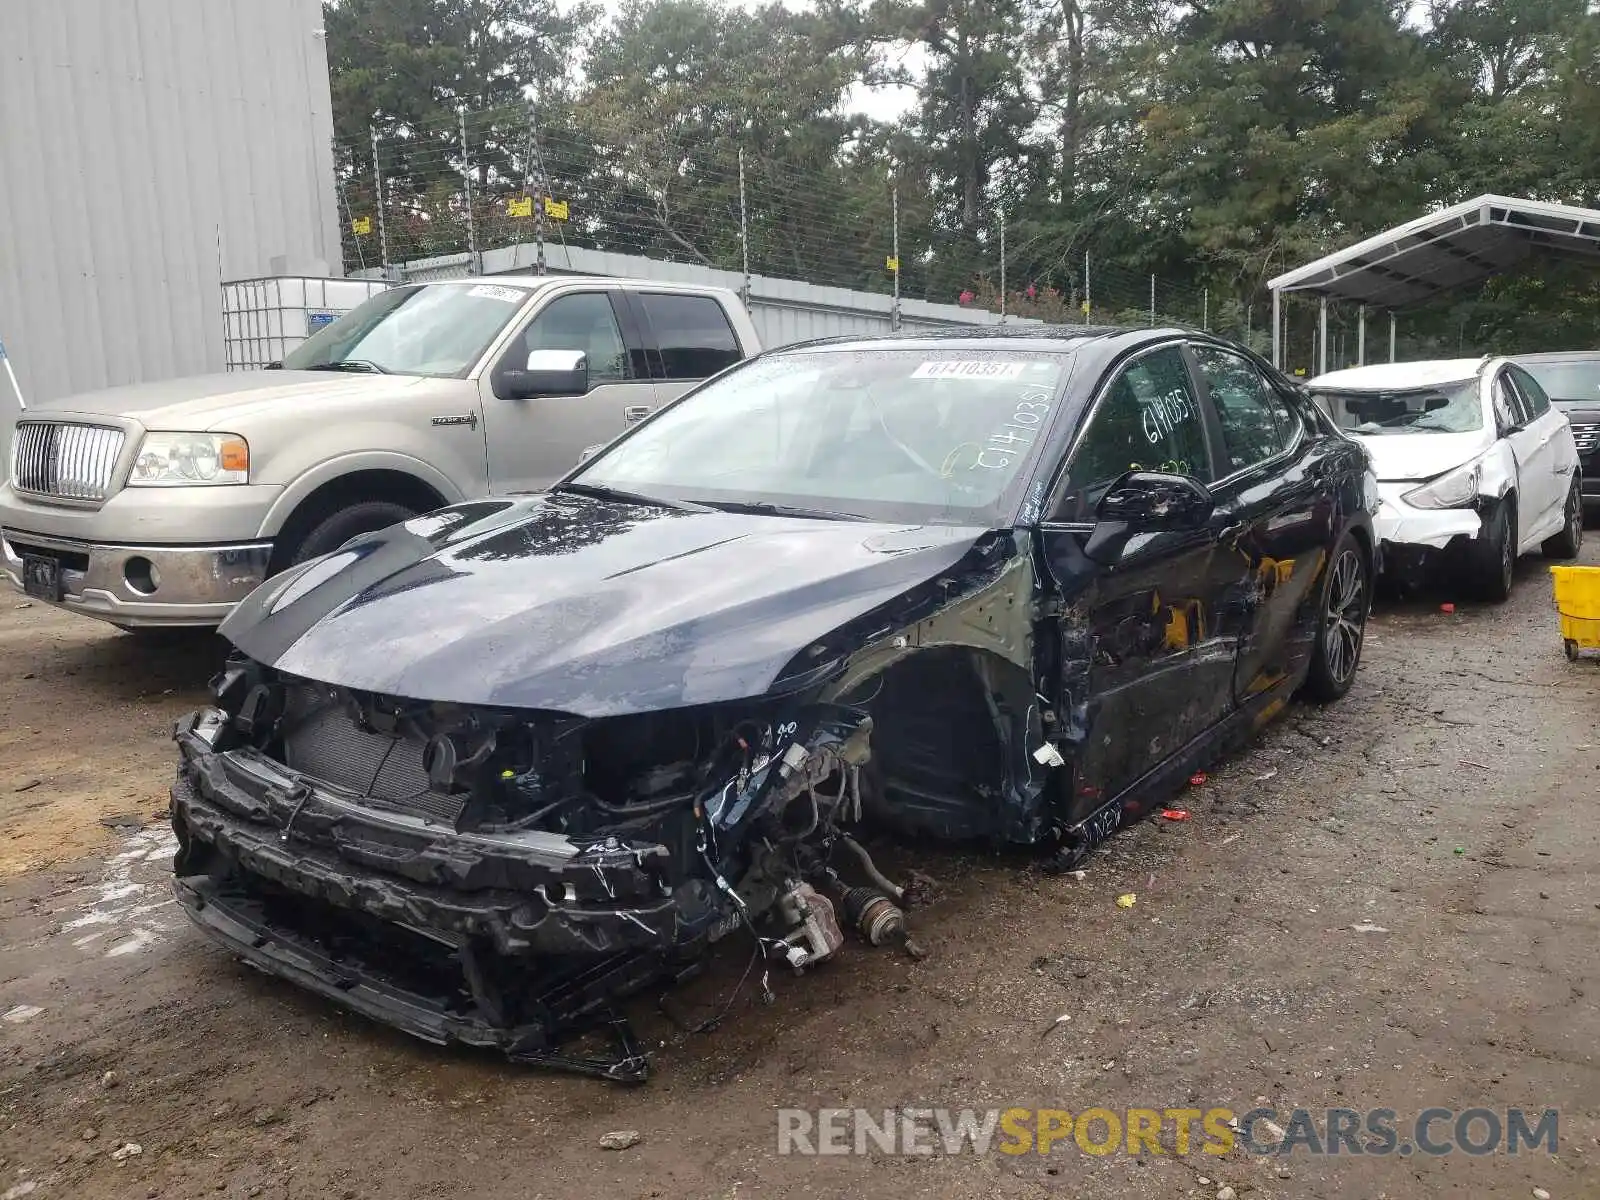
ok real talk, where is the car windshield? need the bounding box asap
[1312,380,1483,435]
[569,349,1074,525]
[1518,360,1600,405]
[281,282,530,378]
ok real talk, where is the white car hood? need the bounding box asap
[1352,430,1493,482]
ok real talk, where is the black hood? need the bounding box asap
[223,493,994,717]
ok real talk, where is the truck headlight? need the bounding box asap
[1403,459,1482,509]
[129,433,249,486]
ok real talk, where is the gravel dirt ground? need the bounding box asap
[2,545,1598,1200]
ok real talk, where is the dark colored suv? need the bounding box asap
[1514,351,1600,509]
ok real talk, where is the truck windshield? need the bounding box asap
[281,283,530,378]
[568,348,1072,526]
[1311,381,1484,435]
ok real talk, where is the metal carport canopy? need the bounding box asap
[1265,193,1600,370]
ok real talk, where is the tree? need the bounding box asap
[324,0,593,260]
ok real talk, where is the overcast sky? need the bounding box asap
[550,0,924,123]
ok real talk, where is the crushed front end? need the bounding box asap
[170,658,881,1081]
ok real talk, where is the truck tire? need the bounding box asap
[285,501,417,566]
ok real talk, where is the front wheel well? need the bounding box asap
[1347,521,1375,583]
[269,470,448,571]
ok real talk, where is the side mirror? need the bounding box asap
[1084,471,1215,564]
[577,442,605,463]
[498,348,588,400]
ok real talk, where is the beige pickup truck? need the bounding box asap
[0,276,761,629]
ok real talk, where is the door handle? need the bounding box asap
[624,405,651,423]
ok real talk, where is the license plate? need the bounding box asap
[21,554,61,601]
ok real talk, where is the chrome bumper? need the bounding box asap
[0,528,273,627]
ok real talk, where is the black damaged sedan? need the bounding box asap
[171,327,1376,1079]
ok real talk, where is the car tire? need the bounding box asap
[285,501,417,567]
[1303,531,1369,703]
[1541,479,1584,560]
[1468,498,1516,603]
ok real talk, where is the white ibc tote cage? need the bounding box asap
[222,276,393,370]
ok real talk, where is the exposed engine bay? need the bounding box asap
[172,657,955,1082]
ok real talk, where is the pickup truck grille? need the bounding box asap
[1572,423,1599,455]
[11,421,125,501]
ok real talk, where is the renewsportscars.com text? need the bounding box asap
[776,1106,1558,1158]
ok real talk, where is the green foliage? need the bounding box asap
[325,0,1600,345]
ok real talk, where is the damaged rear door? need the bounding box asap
[1040,342,1247,822]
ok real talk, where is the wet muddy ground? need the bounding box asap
[2,546,1598,1200]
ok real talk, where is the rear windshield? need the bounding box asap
[1518,360,1600,406]
[1311,380,1483,435]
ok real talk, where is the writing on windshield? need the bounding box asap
[574,349,1071,525]
[1313,381,1483,435]
[281,283,529,378]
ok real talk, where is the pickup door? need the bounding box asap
[477,288,750,494]
[477,286,660,494]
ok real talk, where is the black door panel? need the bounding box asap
[1041,343,1249,818]
[1189,343,1332,702]
[1041,525,1241,819]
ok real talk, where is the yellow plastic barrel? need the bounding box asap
[1550,564,1600,661]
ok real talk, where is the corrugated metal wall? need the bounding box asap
[395,241,1039,347]
[0,0,340,404]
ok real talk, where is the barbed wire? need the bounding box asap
[330,109,1235,334]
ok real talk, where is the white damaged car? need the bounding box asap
[1307,358,1583,601]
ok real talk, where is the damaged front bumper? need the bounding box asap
[170,710,736,1080]
[170,693,880,1081]
[1372,482,1484,552]
[171,711,723,958]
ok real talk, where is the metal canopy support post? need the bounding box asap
[1271,290,1281,369]
[1148,274,1155,326]
[1317,296,1328,376]
[1357,304,1366,366]
[1389,312,1397,362]
[1083,251,1091,321]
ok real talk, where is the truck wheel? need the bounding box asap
[285,501,417,566]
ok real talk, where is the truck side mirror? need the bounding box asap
[497,349,588,400]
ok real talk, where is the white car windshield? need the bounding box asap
[568,349,1072,525]
[1312,380,1484,435]
[281,283,529,378]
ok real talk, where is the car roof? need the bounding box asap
[771,324,1200,356]
[1512,350,1600,364]
[422,275,737,295]
[1308,358,1488,391]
